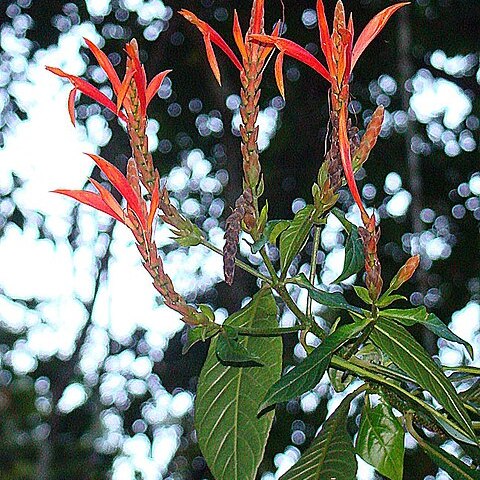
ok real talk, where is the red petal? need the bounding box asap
[116,67,136,113]
[275,52,285,99]
[86,153,146,229]
[125,40,147,115]
[68,88,77,126]
[179,9,243,72]
[46,66,72,80]
[84,37,121,93]
[233,10,247,62]
[316,0,334,72]
[250,35,331,83]
[250,0,264,34]
[146,69,172,106]
[204,33,222,85]
[89,178,127,223]
[53,189,125,223]
[47,66,127,122]
[352,2,409,69]
[338,105,367,221]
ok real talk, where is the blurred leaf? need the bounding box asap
[333,227,365,284]
[380,307,473,358]
[371,318,475,442]
[356,400,405,480]
[195,289,282,480]
[280,389,359,480]
[292,273,364,314]
[280,205,314,271]
[260,318,370,411]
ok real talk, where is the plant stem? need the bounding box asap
[237,325,304,336]
[331,355,474,442]
[259,247,279,283]
[347,356,415,384]
[306,225,321,318]
[200,239,271,284]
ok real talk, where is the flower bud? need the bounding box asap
[389,255,420,291]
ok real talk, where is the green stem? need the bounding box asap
[236,325,304,337]
[200,239,271,284]
[275,284,312,330]
[331,355,474,442]
[306,225,322,318]
[342,323,375,360]
[347,356,415,384]
[259,248,279,284]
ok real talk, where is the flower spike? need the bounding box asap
[252,0,407,222]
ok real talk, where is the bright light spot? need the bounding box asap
[470,174,480,196]
[386,190,411,217]
[58,383,88,413]
[169,391,193,417]
[384,172,402,195]
[410,69,471,129]
[86,0,111,16]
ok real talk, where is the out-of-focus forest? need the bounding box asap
[0,0,479,479]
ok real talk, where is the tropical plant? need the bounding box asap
[46,1,480,479]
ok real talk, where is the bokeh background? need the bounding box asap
[0,0,479,479]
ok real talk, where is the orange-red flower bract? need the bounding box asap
[252,0,408,225]
[46,38,171,126]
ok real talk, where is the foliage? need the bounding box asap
[1,0,480,478]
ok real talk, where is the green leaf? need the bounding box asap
[423,443,480,479]
[216,326,263,365]
[380,307,473,359]
[333,227,365,284]
[291,273,364,315]
[356,400,405,480]
[280,205,314,271]
[251,220,290,254]
[371,318,476,442]
[376,294,407,308]
[260,318,370,411]
[280,390,359,480]
[182,323,219,354]
[354,286,373,305]
[195,289,282,480]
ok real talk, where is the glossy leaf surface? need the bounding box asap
[280,390,358,480]
[260,318,370,411]
[371,318,475,441]
[356,400,405,480]
[195,289,282,480]
[279,205,314,272]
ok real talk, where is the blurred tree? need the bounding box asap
[0,0,479,479]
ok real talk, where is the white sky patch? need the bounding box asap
[410,69,471,129]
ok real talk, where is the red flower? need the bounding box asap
[252,1,408,223]
[46,38,171,125]
[179,0,280,86]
